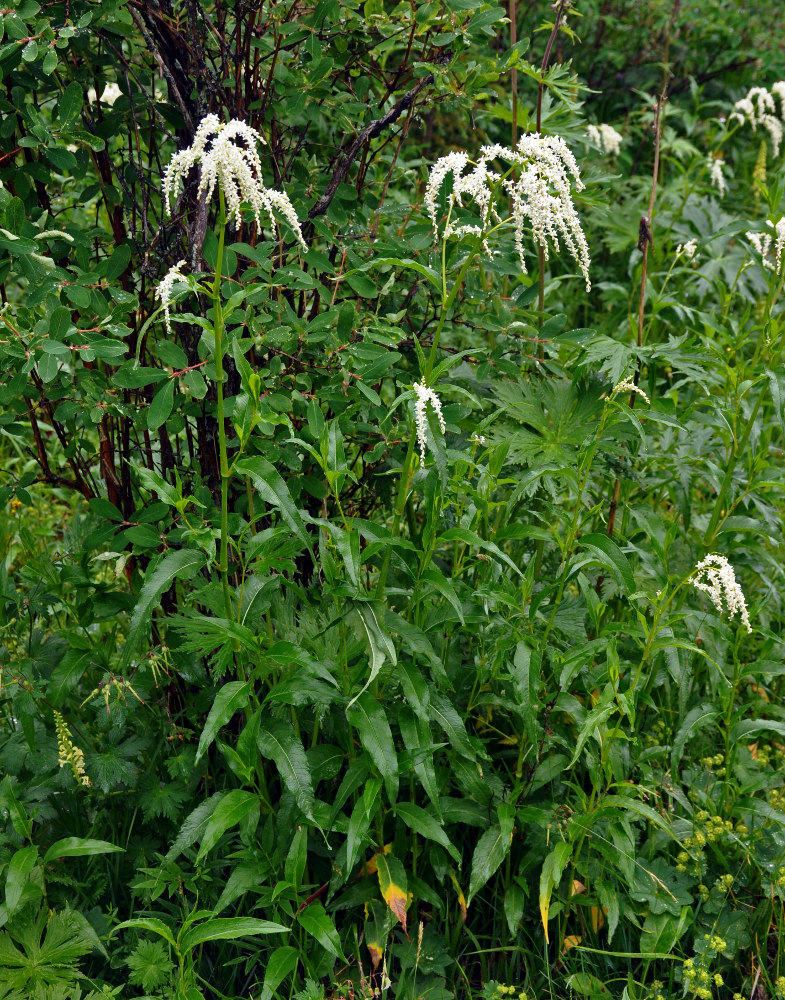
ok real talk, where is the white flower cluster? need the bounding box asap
[163,115,306,246]
[676,239,698,261]
[691,553,751,633]
[728,83,785,157]
[413,380,446,465]
[425,134,591,291]
[155,259,188,335]
[87,82,123,106]
[708,155,726,197]
[586,123,623,156]
[611,375,650,404]
[746,217,785,273]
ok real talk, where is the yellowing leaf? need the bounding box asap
[562,934,582,953]
[590,905,606,932]
[363,842,392,876]
[450,874,468,923]
[376,853,408,931]
[367,942,383,969]
[571,879,586,896]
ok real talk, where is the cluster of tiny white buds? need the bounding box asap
[472,433,486,446]
[586,123,623,156]
[611,375,650,404]
[676,239,698,261]
[413,380,446,465]
[728,84,785,157]
[691,554,752,633]
[708,155,726,197]
[746,219,785,273]
[155,259,188,335]
[425,134,590,291]
[163,115,306,247]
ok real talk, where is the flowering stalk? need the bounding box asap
[212,190,232,619]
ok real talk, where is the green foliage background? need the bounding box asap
[1,1,785,999]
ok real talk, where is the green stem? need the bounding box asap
[212,190,232,620]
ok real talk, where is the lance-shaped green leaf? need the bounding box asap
[43,837,124,865]
[296,902,345,961]
[396,801,459,862]
[195,681,251,763]
[346,692,398,803]
[467,803,515,905]
[376,852,409,931]
[538,840,572,943]
[180,917,288,955]
[196,789,259,862]
[234,456,312,554]
[346,601,397,706]
[258,720,316,824]
[122,549,206,668]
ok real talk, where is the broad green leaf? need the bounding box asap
[234,456,312,553]
[195,681,251,763]
[260,946,300,1000]
[59,81,83,125]
[538,840,572,942]
[147,378,175,431]
[196,790,258,862]
[671,704,718,771]
[577,533,635,594]
[467,803,515,905]
[398,707,442,816]
[437,527,523,578]
[43,837,124,865]
[166,792,228,862]
[396,801,459,862]
[257,720,316,824]
[730,718,785,744]
[503,884,525,936]
[121,548,206,668]
[180,917,288,954]
[346,600,397,705]
[296,902,345,961]
[568,696,615,768]
[5,847,37,916]
[346,778,381,874]
[346,692,398,802]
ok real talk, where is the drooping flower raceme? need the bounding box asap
[413,380,446,465]
[611,375,650,404]
[54,710,91,787]
[691,554,751,633]
[746,218,785,273]
[163,114,306,247]
[587,123,623,156]
[708,155,726,197]
[728,84,785,157]
[425,134,591,291]
[155,259,188,335]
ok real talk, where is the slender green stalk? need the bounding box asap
[211,190,233,620]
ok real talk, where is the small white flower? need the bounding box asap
[163,115,306,246]
[611,375,650,404]
[708,155,726,197]
[774,218,785,273]
[676,239,698,261]
[691,553,751,632]
[587,123,623,156]
[413,380,446,465]
[155,259,188,334]
[728,84,784,157]
[472,433,486,446]
[425,134,591,291]
[745,222,785,273]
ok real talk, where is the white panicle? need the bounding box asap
[746,220,785,273]
[708,155,726,197]
[691,553,751,633]
[413,380,446,465]
[426,134,590,291]
[611,375,650,404]
[156,259,188,335]
[728,84,784,157]
[163,115,306,246]
[775,218,785,274]
[676,239,698,261]
[587,123,623,156]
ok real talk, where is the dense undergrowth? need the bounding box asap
[1,1,785,998]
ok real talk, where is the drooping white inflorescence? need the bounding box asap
[156,259,188,335]
[691,553,751,633]
[746,219,785,273]
[611,375,650,404]
[587,123,623,156]
[413,380,446,466]
[425,134,591,291]
[676,239,698,261]
[163,115,307,247]
[708,155,726,197]
[728,84,785,157]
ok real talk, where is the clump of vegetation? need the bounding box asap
[1,1,785,998]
